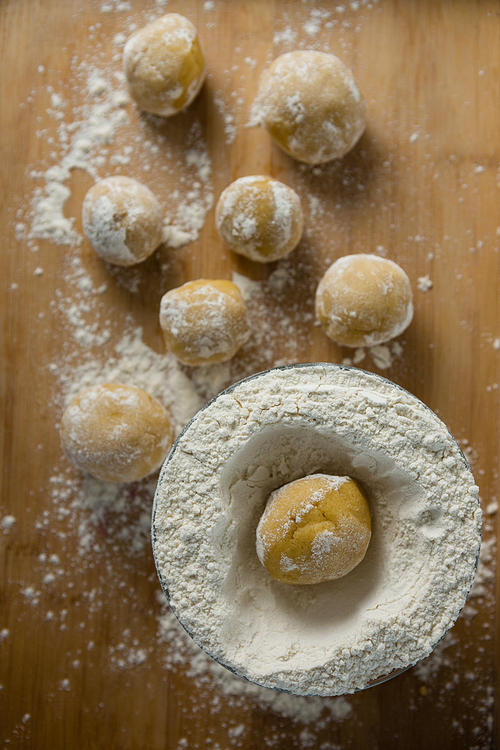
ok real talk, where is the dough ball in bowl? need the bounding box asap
[59,384,173,483]
[123,13,206,117]
[82,176,163,267]
[159,279,251,366]
[315,254,413,348]
[255,50,366,165]
[256,474,371,585]
[215,176,304,263]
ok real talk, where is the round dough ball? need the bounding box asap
[159,279,251,366]
[59,384,173,483]
[82,176,163,267]
[215,175,304,263]
[255,50,366,165]
[256,474,371,585]
[123,13,206,117]
[315,254,414,348]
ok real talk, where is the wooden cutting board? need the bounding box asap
[1,1,498,748]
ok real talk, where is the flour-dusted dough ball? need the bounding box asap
[256,474,371,585]
[159,279,251,366]
[82,176,163,266]
[59,384,173,483]
[315,254,414,348]
[255,50,366,165]
[215,176,304,263]
[123,13,206,117]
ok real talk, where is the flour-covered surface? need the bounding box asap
[0,1,498,749]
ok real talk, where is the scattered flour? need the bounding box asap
[213,94,238,145]
[28,71,129,246]
[3,2,495,748]
[52,327,204,434]
[342,341,404,371]
[24,69,213,253]
[157,597,352,725]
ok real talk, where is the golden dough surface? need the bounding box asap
[315,253,414,348]
[123,13,205,117]
[159,279,251,366]
[215,175,304,263]
[59,384,173,483]
[82,176,163,266]
[255,50,366,165]
[256,474,371,585]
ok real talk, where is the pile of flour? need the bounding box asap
[153,364,481,696]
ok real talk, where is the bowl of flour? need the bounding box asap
[152,364,481,696]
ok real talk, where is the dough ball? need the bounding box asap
[215,175,304,263]
[123,13,206,117]
[59,384,173,483]
[315,254,414,348]
[256,474,371,585]
[255,50,366,165]
[82,176,163,267]
[159,279,251,366]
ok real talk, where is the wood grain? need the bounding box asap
[0,1,498,749]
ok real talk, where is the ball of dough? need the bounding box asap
[215,176,304,263]
[255,50,366,165]
[59,384,173,483]
[159,279,251,366]
[315,254,414,348]
[256,474,371,585]
[123,13,206,117]
[82,176,163,267]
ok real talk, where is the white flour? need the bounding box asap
[24,62,213,253]
[153,364,481,696]
[156,593,353,725]
[51,327,205,434]
[4,0,495,745]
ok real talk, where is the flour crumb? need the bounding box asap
[342,347,366,367]
[304,19,321,37]
[485,500,498,515]
[162,223,193,249]
[369,344,393,369]
[231,272,263,301]
[273,27,298,46]
[228,724,246,739]
[418,275,433,292]
[353,347,366,365]
[101,1,131,12]
[213,94,237,145]
[113,33,127,48]
[469,537,495,599]
[1,515,16,531]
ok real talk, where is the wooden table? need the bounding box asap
[1,1,498,748]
